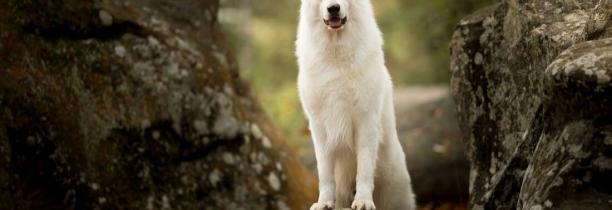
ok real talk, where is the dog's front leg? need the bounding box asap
[310,122,335,210]
[352,120,381,210]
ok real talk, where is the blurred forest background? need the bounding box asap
[218,0,496,161]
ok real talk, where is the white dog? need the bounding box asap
[295,0,416,210]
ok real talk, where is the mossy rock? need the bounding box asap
[0,0,316,209]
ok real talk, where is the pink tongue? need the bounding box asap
[329,19,342,28]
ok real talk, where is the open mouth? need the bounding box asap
[324,17,348,29]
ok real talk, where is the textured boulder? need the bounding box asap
[0,0,316,209]
[451,0,612,209]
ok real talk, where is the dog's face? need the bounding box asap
[303,0,351,30]
[320,0,349,30]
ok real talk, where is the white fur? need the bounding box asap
[295,0,416,210]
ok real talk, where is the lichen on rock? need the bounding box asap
[451,0,612,209]
[0,0,316,209]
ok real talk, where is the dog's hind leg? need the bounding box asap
[334,150,356,208]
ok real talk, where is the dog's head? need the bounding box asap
[320,0,349,30]
[302,0,352,30]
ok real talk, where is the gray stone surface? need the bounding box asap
[451,0,612,209]
[0,0,316,209]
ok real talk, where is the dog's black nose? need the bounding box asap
[327,4,340,14]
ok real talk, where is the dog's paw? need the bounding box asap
[351,199,376,210]
[310,201,334,210]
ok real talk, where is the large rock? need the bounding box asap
[0,0,316,209]
[451,0,612,209]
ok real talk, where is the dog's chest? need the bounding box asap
[301,71,377,120]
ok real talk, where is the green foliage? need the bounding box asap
[379,0,497,83]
